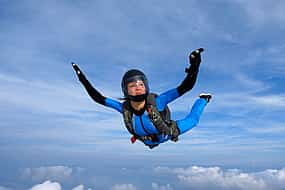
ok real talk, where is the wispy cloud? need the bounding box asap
[22,166,73,181]
[248,124,285,134]
[250,95,285,108]
[0,72,104,116]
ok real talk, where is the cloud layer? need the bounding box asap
[154,166,285,190]
[3,165,285,190]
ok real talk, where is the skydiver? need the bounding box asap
[72,48,211,149]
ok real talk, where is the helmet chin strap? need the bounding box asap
[128,93,148,102]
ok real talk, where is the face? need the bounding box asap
[127,80,146,96]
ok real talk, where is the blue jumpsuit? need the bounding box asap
[104,88,207,147]
[73,63,207,148]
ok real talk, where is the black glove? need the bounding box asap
[71,62,82,75]
[185,48,204,73]
[189,48,204,67]
[72,62,86,82]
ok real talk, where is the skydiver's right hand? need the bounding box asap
[72,62,86,82]
[72,62,82,76]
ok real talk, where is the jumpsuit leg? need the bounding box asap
[176,98,207,135]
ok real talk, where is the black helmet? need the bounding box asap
[121,69,149,101]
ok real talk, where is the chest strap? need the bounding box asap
[122,93,180,146]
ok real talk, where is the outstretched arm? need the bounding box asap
[72,63,122,113]
[156,48,204,110]
[177,48,203,96]
[72,63,106,105]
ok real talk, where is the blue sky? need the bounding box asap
[0,0,285,189]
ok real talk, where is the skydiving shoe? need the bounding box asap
[199,93,212,103]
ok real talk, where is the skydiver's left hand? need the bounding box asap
[189,48,204,68]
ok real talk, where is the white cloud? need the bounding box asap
[72,185,89,190]
[236,45,285,76]
[29,181,61,190]
[28,181,90,190]
[154,166,285,190]
[152,183,173,190]
[176,166,266,190]
[111,184,137,190]
[234,73,269,92]
[22,166,72,181]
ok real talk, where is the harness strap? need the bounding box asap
[146,94,171,135]
[122,101,159,144]
[122,93,180,148]
[122,101,135,135]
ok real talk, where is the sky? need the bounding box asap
[0,0,285,189]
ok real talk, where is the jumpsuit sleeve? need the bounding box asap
[156,65,199,111]
[155,88,180,111]
[76,68,123,113]
[176,64,199,96]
